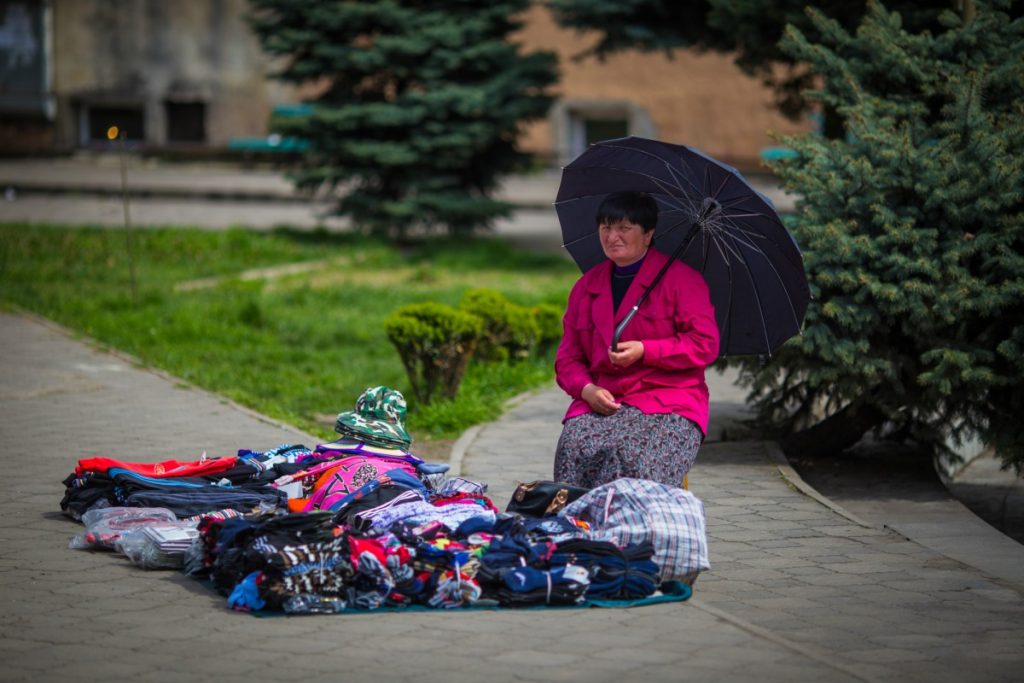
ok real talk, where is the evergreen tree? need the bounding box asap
[248,1,558,236]
[548,0,974,133]
[732,1,1024,469]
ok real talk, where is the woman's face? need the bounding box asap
[599,218,653,267]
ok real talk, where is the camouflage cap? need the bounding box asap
[334,386,412,448]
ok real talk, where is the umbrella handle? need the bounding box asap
[611,306,639,352]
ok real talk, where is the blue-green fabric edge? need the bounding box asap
[235,580,692,617]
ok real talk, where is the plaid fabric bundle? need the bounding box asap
[559,478,710,584]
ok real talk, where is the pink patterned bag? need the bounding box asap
[301,456,416,512]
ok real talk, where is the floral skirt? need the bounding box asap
[553,405,703,490]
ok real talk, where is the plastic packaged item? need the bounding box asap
[417,462,450,493]
[115,521,200,570]
[282,594,348,615]
[182,538,208,577]
[68,507,177,551]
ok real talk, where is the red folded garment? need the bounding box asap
[75,455,238,478]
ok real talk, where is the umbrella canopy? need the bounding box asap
[556,136,809,358]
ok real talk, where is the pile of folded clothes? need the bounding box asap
[61,386,709,614]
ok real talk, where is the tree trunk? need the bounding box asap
[822,103,846,140]
[780,400,887,459]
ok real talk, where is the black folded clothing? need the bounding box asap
[552,539,659,599]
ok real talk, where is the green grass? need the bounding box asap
[0,223,578,444]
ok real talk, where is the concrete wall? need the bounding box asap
[50,0,298,148]
[5,1,810,166]
[514,5,812,169]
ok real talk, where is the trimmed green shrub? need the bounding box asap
[460,288,539,361]
[532,303,563,353]
[384,302,482,403]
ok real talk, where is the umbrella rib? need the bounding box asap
[656,192,698,214]
[647,174,701,217]
[714,219,804,334]
[717,216,802,277]
[561,231,599,249]
[594,142,706,197]
[714,225,767,255]
[653,217,697,257]
[720,211,776,220]
[707,227,742,264]
[721,195,755,208]
[710,231,773,354]
[704,232,735,356]
[557,165,700,217]
[720,195,778,215]
[664,163,705,202]
[715,214,772,249]
[700,223,715,273]
[711,172,732,201]
[654,191,699,219]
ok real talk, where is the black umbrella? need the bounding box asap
[555,136,809,358]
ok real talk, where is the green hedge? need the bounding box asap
[384,302,483,404]
[459,288,540,361]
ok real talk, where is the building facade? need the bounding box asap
[0,0,811,169]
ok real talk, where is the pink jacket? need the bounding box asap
[555,248,720,434]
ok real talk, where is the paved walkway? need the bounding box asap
[2,312,1023,683]
[2,156,1023,681]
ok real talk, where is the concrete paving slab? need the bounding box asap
[463,381,1024,682]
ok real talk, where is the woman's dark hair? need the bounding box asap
[595,191,659,232]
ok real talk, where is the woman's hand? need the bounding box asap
[608,340,644,368]
[581,383,621,415]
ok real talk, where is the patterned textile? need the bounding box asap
[559,478,709,584]
[260,536,355,609]
[357,498,497,533]
[184,507,245,523]
[350,489,424,530]
[301,456,418,512]
[315,438,423,465]
[553,405,702,489]
[436,476,488,496]
[334,386,412,449]
[236,444,313,471]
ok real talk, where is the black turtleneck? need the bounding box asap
[611,254,645,312]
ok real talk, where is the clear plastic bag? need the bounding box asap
[282,593,348,615]
[115,521,200,570]
[68,507,178,551]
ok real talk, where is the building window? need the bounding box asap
[584,118,629,146]
[0,0,54,119]
[551,99,656,166]
[568,112,629,160]
[165,101,206,143]
[84,105,144,143]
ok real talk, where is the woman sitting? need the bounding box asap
[553,191,720,489]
